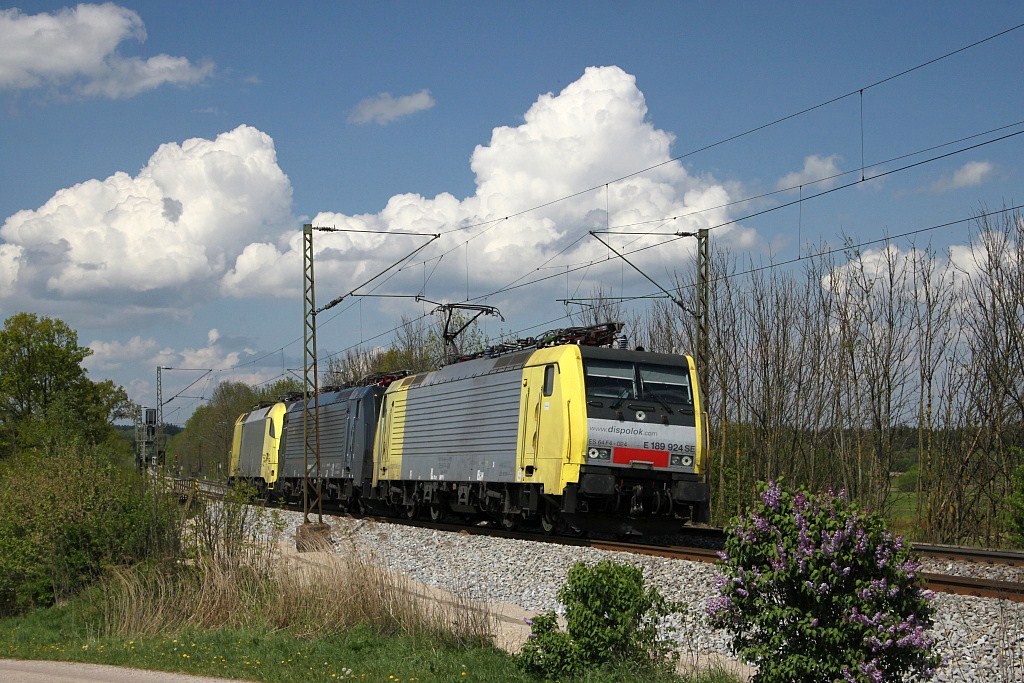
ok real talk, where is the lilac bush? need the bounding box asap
[706,481,942,683]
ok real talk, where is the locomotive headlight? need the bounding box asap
[670,453,695,468]
[588,447,611,460]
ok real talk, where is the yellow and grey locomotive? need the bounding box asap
[372,326,709,534]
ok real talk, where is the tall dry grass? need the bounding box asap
[98,495,495,648]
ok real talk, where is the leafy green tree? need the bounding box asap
[0,312,131,457]
[0,447,181,615]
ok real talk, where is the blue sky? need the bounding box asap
[1,1,1022,424]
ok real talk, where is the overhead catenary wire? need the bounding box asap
[201,200,1015,411]
[223,26,1024,372]
[317,198,1015,365]
[179,22,1024,392]
[592,118,1024,235]
[413,21,1024,241]
[343,119,1023,330]
[598,203,1024,306]
[315,233,440,314]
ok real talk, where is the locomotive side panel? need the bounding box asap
[398,369,522,482]
[347,387,383,484]
[228,413,245,478]
[281,391,350,480]
[280,386,382,483]
[319,401,349,477]
[279,400,303,480]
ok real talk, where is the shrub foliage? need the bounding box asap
[707,481,941,683]
[517,559,681,679]
[0,448,180,615]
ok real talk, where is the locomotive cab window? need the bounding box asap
[543,365,555,396]
[584,360,636,401]
[639,364,693,407]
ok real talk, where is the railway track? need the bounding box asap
[914,542,1024,567]
[341,514,1024,603]
[173,477,1024,602]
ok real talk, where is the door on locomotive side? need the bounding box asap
[518,358,567,494]
[345,397,358,467]
[260,402,286,489]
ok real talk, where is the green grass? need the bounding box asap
[0,603,736,683]
[0,604,525,682]
[885,490,920,540]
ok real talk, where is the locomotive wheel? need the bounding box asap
[500,514,518,531]
[429,503,445,522]
[540,506,558,535]
[404,499,419,520]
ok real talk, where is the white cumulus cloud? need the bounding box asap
[86,335,160,371]
[0,125,292,302]
[348,89,436,124]
[930,161,995,193]
[0,3,212,98]
[225,66,752,306]
[0,243,22,295]
[776,154,843,191]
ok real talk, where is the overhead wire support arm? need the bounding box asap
[588,231,697,317]
[558,295,669,305]
[315,233,440,315]
[160,368,214,407]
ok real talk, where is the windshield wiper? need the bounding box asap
[644,392,674,414]
[609,389,632,410]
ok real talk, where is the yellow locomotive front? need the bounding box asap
[572,346,710,527]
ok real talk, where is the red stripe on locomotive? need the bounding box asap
[612,447,669,468]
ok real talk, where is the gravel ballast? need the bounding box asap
[273,511,1024,682]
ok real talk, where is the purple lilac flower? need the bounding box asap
[760,480,782,511]
[705,594,733,618]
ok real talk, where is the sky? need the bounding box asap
[1,1,1022,426]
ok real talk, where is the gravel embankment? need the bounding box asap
[273,511,1024,682]
[918,557,1024,584]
